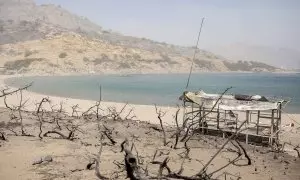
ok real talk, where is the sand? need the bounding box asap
[0,74,300,180]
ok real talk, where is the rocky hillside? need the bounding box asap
[0,0,281,75]
[0,33,231,74]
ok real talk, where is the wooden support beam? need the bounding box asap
[217,107,220,129]
[246,110,249,124]
[183,100,186,126]
[277,103,282,140]
[257,111,260,135]
[198,105,203,133]
[191,103,194,132]
[270,109,275,146]
[279,103,282,125]
[258,116,280,120]
[201,106,205,134]
[225,110,227,124]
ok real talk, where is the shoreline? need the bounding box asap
[3,70,300,78]
[4,73,300,114]
[0,74,299,125]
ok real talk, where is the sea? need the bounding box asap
[5,73,300,114]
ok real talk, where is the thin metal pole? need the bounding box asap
[185,17,205,89]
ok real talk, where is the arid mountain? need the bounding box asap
[0,33,231,74]
[0,0,281,74]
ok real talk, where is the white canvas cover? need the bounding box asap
[184,91,282,111]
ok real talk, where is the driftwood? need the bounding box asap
[121,139,149,180]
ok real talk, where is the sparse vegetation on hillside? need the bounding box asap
[249,61,277,71]
[160,53,178,64]
[47,62,59,68]
[113,54,118,60]
[194,59,214,69]
[224,60,277,71]
[24,50,33,57]
[118,62,131,69]
[4,58,44,70]
[132,53,141,60]
[24,49,38,57]
[77,49,84,53]
[83,57,89,62]
[93,54,111,65]
[59,52,67,58]
[64,60,73,66]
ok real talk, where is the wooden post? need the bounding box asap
[256,111,260,135]
[183,100,186,126]
[217,107,220,129]
[235,111,238,131]
[199,105,202,133]
[224,110,227,125]
[246,110,249,124]
[201,107,204,134]
[249,111,252,123]
[270,109,275,145]
[191,103,194,132]
[277,103,282,140]
[245,110,249,143]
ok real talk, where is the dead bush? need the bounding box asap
[59,52,68,58]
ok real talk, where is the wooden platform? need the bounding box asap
[194,127,273,146]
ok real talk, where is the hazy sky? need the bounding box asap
[35,0,300,51]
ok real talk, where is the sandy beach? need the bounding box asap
[0,74,300,180]
[0,75,299,126]
[0,75,184,126]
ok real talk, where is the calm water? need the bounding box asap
[5,73,300,113]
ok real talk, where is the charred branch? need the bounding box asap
[43,130,69,139]
[0,83,32,98]
[94,134,109,179]
[155,105,170,146]
[36,97,50,114]
[102,125,117,145]
[0,131,6,141]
